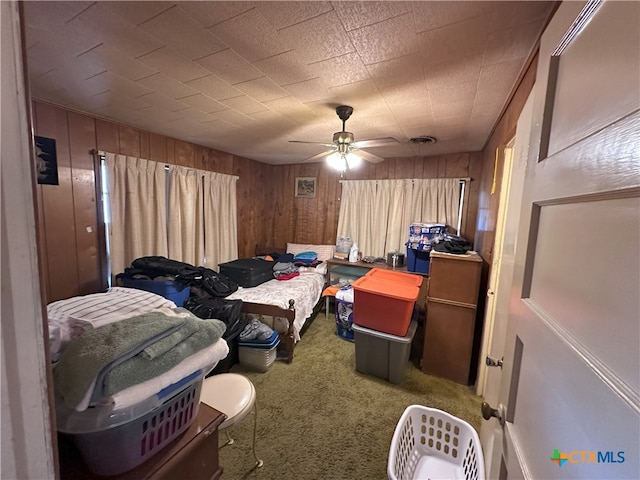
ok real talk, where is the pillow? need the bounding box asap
[286,243,335,262]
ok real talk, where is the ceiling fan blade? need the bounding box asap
[353,149,384,164]
[302,149,335,162]
[350,137,399,149]
[289,140,336,148]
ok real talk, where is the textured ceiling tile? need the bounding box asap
[208,8,290,63]
[349,13,419,65]
[262,97,323,123]
[220,95,270,115]
[279,11,355,63]
[412,1,493,33]
[137,47,210,83]
[104,1,175,26]
[86,71,153,99]
[21,1,94,28]
[386,100,432,119]
[430,81,477,106]
[282,77,333,103]
[25,22,100,59]
[367,53,425,90]
[136,72,196,100]
[176,94,228,114]
[138,5,228,60]
[71,3,164,58]
[308,52,371,88]
[136,92,191,112]
[431,102,473,118]
[380,80,430,108]
[183,75,242,101]
[253,50,316,86]
[207,109,259,127]
[78,44,158,82]
[483,21,543,66]
[332,1,413,32]
[256,1,334,29]
[195,49,265,85]
[476,59,522,104]
[425,55,483,89]
[233,77,290,102]
[418,17,489,66]
[180,1,256,28]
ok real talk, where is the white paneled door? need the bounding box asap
[482,1,640,479]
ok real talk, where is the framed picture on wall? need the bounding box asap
[295,177,316,198]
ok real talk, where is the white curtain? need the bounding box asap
[105,153,168,279]
[167,165,204,266]
[202,171,238,269]
[105,153,238,277]
[337,178,462,258]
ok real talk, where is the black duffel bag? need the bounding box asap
[128,256,238,297]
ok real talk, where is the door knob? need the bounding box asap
[485,355,503,368]
[481,401,506,426]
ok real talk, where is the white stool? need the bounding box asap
[200,373,264,468]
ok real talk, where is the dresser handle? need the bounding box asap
[203,429,213,437]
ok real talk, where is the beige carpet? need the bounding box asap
[217,312,482,479]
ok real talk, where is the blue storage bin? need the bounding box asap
[406,245,431,274]
[120,278,191,306]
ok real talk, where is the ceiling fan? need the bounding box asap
[290,105,399,170]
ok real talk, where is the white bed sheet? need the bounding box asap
[225,272,325,341]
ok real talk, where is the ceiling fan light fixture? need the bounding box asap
[326,152,362,171]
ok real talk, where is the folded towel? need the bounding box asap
[54,311,187,410]
[103,338,229,410]
[54,308,227,411]
[99,314,226,399]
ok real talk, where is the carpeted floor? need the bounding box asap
[217,311,482,479]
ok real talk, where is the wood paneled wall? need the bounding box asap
[32,100,484,304]
[259,153,483,250]
[32,101,268,303]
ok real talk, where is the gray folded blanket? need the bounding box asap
[54,308,226,410]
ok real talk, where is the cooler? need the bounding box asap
[351,276,419,337]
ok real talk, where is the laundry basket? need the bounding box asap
[388,405,484,480]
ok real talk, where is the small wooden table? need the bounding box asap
[59,403,226,480]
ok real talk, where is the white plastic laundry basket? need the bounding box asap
[388,405,484,480]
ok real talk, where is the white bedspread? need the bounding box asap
[225,272,325,341]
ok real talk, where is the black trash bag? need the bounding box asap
[183,296,247,341]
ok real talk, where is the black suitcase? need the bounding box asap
[218,258,275,287]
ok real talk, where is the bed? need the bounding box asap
[225,243,334,363]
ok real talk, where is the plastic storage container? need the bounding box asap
[238,331,280,372]
[388,404,484,480]
[364,268,423,287]
[119,278,191,307]
[406,245,432,274]
[351,276,419,336]
[352,320,417,384]
[56,371,204,476]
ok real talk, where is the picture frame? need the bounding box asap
[34,136,59,185]
[295,177,316,198]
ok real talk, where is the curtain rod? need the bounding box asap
[339,177,471,183]
[93,150,239,180]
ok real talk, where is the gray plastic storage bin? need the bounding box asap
[352,320,417,384]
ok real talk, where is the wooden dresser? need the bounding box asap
[422,251,482,385]
[59,403,225,480]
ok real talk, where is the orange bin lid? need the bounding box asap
[352,276,419,301]
[365,268,423,287]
